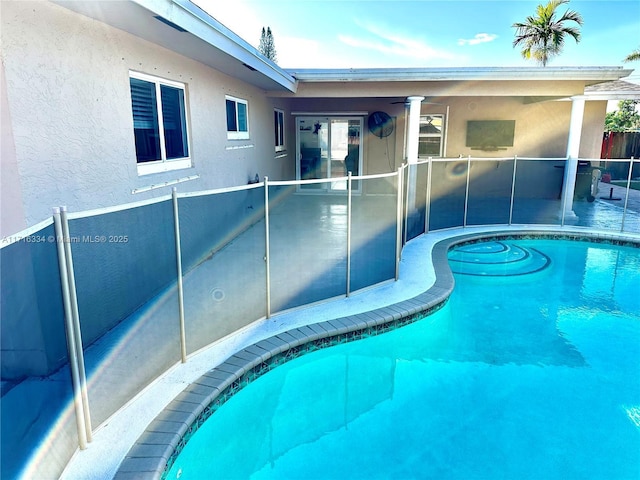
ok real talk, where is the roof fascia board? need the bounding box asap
[133,0,297,92]
[287,67,633,84]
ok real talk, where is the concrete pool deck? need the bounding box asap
[60,224,640,480]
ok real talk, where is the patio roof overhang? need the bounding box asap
[583,80,640,101]
[53,0,298,93]
[279,66,634,99]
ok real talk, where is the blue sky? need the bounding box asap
[196,0,639,80]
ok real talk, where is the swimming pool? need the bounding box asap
[164,238,640,479]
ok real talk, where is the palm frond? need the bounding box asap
[511,0,583,67]
[624,49,640,63]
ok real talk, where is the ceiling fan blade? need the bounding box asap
[389,100,445,105]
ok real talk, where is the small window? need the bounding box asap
[418,115,444,158]
[274,109,285,152]
[226,95,249,140]
[129,72,191,175]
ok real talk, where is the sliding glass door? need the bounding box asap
[296,117,362,191]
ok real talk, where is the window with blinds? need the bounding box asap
[129,72,191,175]
[418,115,444,158]
[225,95,249,140]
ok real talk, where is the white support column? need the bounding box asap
[560,96,586,221]
[405,96,424,215]
[405,96,424,164]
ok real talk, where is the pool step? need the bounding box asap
[448,241,550,276]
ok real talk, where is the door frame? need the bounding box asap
[295,115,364,193]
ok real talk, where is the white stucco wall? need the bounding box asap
[1,63,26,237]
[1,1,294,234]
[431,96,571,158]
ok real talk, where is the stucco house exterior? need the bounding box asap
[0,0,634,239]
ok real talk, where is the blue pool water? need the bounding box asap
[167,239,640,479]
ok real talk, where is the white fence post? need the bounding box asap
[425,157,433,233]
[60,207,92,442]
[509,155,518,225]
[346,172,352,297]
[264,177,272,318]
[396,166,404,281]
[463,155,471,227]
[171,188,187,363]
[621,157,635,232]
[53,207,88,450]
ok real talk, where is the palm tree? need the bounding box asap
[624,48,640,62]
[512,0,583,67]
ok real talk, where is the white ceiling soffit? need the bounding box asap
[53,0,297,93]
[286,67,634,84]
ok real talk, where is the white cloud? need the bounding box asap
[193,0,264,48]
[337,22,458,63]
[458,33,498,46]
[278,37,329,68]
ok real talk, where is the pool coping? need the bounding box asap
[114,230,640,479]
